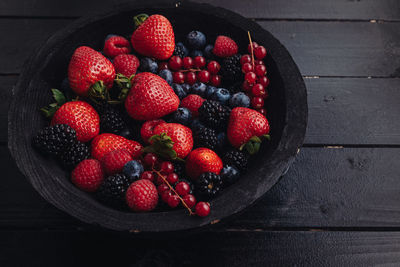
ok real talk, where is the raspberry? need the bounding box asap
[101,149,133,175]
[140,119,165,143]
[180,94,205,117]
[212,36,238,58]
[71,159,104,192]
[103,35,131,58]
[126,179,158,212]
[113,54,139,77]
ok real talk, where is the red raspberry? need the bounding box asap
[180,94,205,117]
[113,54,139,77]
[212,36,238,58]
[126,179,158,212]
[140,119,165,144]
[71,159,104,192]
[103,35,131,58]
[101,149,133,175]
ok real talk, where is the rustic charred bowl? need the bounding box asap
[8,1,307,232]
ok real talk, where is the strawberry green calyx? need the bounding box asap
[88,80,109,101]
[114,73,134,101]
[142,133,184,161]
[133,14,149,29]
[40,89,67,118]
[239,135,271,155]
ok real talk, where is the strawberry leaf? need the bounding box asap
[143,133,182,161]
[114,73,134,102]
[40,89,67,118]
[51,89,66,105]
[240,135,263,155]
[263,134,271,140]
[133,13,149,29]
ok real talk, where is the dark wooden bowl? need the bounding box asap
[8,1,307,232]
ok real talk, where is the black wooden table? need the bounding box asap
[1,0,400,266]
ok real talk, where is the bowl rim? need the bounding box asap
[8,0,308,232]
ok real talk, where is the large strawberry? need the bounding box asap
[51,101,99,142]
[227,107,270,154]
[125,72,179,120]
[68,46,116,96]
[131,14,175,60]
[185,148,223,180]
[91,133,143,160]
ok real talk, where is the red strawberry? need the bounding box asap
[103,35,131,58]
[91,133,143,160]
[131,14,175,60]
[140,119,165,144]
[185,148,223,180]
[71,159,104,192]
[113,54,140,77]
[51,101,99,142]
[227,107,270,154]
[68,46,115,96]
[101,149,133,175]
[180,94,205,117]
[125,72,179,120]
[212,36,238,58]
[126,179,158,212]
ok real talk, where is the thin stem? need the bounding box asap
[247,31,255,69]
[180,68,202,73]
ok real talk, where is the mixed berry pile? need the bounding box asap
[33,14,270,218]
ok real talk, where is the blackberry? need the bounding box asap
[96,173,132,209]
[221,54,242,85]
[174,161,186,178]
[193,127,218,150]
[198,100,231,130]
[227,82,243,95]
[195,172,222,200]
[223,150,249,172]
[100,107,126,134]
[173,42,188,58]
[32,124,76,157]
[60,141,90,169]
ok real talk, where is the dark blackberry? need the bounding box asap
[32,124,76,157]
[100,107,126,134]
[60,141,90,169]
[193,127,218,150]
[198,100,231,130]
[195,172,222,200]
[173,161,186,178]
[227,81,243,95]
[96,173,132,209]
[221,54,242,85]
[223,150,249,172]
[173,42,188,58]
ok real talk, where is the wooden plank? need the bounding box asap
[2,147,400,229]
[0,0,399,20]
[1,19,399,77]
[1,230,400,266]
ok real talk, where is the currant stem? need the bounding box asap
[180,68,202,73]
[247,31,255,69]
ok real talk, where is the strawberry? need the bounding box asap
[101,149,133,175]
[227,107,270,154]
[68,46,116,96]
[71,159,104,192]
[212,36,238,58]
[185,148,223,180]
[51,101,99,142]
[113,54,140,77]
[103,35,131,58]
[180,94,205,117]
[126,179,158,212]
[131,14,175,60]
[125,72,179,120]
[140,119,165,144]
[91,133,143,160]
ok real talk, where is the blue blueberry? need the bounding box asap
[158,69,173,85]
[211,88,231,105]
[205,85,217,99]
[172,83,187,99]
[229,92,251,108]
[175,42,189,57]
[172,107,192,126]
[216,132,228,150]
[186,31,206,49]
[190,118,205,132]
[190,50,204,58]
[181,83,191,94]
[204,44,214,58]
[123,160,144,181]
[139,57,158,73]
[191,82,207,97]
[220,165,240,185]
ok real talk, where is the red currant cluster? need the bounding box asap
[241,42,269,116]
[159,56,222,87]
[142,152,210,217]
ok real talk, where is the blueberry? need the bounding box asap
[211,88,231,105]
[191,82,207,97]
[181,83,191,94]
[205,85,217,99]
[220,164,240,185]
[123,160,144,181]
[139,57,158,73]
[174,42,189,57]
[172,83,187,99]
[190,118,205,132]
[158,69,173,85]
[204,44,214,58]
[187,31,206,49]
[229,92,250,108]
[172,107,192,126]
[190,50,204,57]
[216,132,228,150]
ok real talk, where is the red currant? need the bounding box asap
[195,202,210,217]
[175,181,190,196]
[167,193,180,208]
[161,190,172,202]
[198,70,210,83]
[143,153,158,167]
[247,42,259,53]
[245,72,257,84]
[254,46,267,59]
[210,75,221,87]
[173,71,185,84]
[155,173,165,185]
[255,59,264,65]
[183,57,193,69]
[207,61,220,74]
[185,71,197,85]
[166,173,179,184]
[242,62,253,73]
[258,76,270,87]
[160,161,174,175]
[157,183,169,194]
[158,62,169,70]
[240,54,252,65]
[193,56,206,68]
[251,84,266,97]
[140,171,154,182]
[168,56,183,71]
[242,80,253,93]
[251,96,264,109]
[183,194,196,209]
[258,108,267,116]
[255,64,266,76]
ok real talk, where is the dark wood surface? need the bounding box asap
[2,0,400,266]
